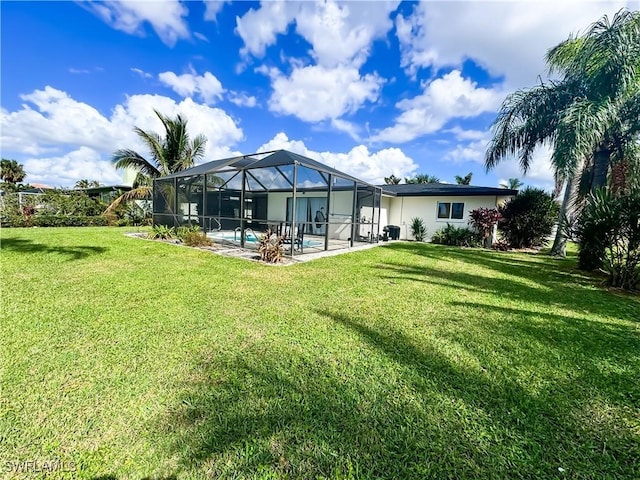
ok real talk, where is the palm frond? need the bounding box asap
[111,149,161,178]
[133,127,164,168]
[104,185,152,214]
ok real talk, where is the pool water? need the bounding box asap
[209,231,322,248]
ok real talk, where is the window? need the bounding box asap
[437,202,465,220]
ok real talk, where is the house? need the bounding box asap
[380,183,517,241]
[153,150,517,255]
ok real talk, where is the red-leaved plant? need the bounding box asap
[468,208,501,247]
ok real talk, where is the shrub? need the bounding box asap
[498,188,558,248]
[468,207,501,247]
[431,224,481,247]
[32,215,109,227]
[183,231,213,247]
[176,224,201,242]
[258,228,284,263]
[576,187,640,290]
[491,239,511,251]
[149,224,176,240]
[39,190,106,216]
[409,217,427,242]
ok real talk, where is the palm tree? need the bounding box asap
[455,172,473,185]
[405,173,440,184]
[485,10,640,256]
[1,159,26,184]
[74,179,100,189]
[500,178,524,190]
[105,110,207,213]
[384,174,401,185]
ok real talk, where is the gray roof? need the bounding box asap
[160,149,377,187]
[380,183,518,197]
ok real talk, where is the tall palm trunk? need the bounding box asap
[591,146,611,192]
[550,172,579,256]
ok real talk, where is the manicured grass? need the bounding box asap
[1,227,639,479]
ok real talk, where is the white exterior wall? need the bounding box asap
[265,190,354,240]
[380,196,390,229]
[387,195,509,241]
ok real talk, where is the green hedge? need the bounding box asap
[2,215,111,228]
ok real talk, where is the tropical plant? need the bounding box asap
[455,172,473,185]
[575,171,640,290]
[105,110,207,213]
[384,174,402,185]
[431,224,481,247]
[1,159,26,185]
[38,190,105,217]
[74,179,101,189]
[500,178,524,190]
[176,224,201,241]
[258,228,284,263]
[485,10,640,256]
[148,224,176,240]
[468,207,501,247]
[409,217,427,242]
[405,173,440,184]
[498,188,559,248]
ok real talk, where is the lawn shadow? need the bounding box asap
[376,244,639,323]
[159,308,638,478]
[382,242,598,285]
[446,301,640,405]
[0,237,107,260]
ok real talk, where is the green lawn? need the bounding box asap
[1,227,639,479]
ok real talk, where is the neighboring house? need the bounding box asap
[380,184,517,241]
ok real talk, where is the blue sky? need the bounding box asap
[1,0,634,189]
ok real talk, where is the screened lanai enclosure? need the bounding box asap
[153,150,383,255]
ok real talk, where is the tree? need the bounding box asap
[500,178,524,190]
[74,179,101,189]
[455,172,473,185]
[384,174,401,184]
[405,173,440,184]
[485,10,640,256]
[499,188,559,248]
[1,159,26,185]
[105,110,207,213]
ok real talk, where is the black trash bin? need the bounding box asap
[386,225,400,240]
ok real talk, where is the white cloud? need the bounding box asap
[227,92,257,108]
[193,32,209,43]
[82,0,190,47]
[131,67,152,79]
[445,141,487,164]
[236,0,399,68]
[492,145,556,190]
[257,132,417,184]
[235,0,293,59]
[396,0,629,87]
[1,86,244,187]
[23,147,122,187]
[264,64,384,122]
[203,0,229,22]
[373,70,503,143]
[158,69,225,104]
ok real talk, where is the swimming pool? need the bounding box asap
[208,231,323,248]
[209,231,260,243]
